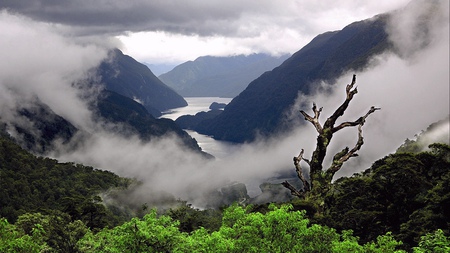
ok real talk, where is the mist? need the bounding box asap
[0,11,109,130]
[1,1,448,209]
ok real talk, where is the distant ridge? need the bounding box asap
[159,53,290,97]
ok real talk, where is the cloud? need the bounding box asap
[0,11,110,130]
[1,0,408,37]
[1,0,410,64]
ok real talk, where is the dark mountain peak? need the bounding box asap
[98,48,187,117]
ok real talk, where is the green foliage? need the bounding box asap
[13,212,88,253]
[413,229,450,253]
[0,135,130,228]
[185,203,406,252]
[323,143,450,248]
[166,202,222,233]
[0,217,48,253]
[78,204,405,252]
[78,209,185,253]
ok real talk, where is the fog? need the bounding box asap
[0,11,108,130]
[0,1,448,208]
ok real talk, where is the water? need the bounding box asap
[161,97,235,159]
[161,97,232,121]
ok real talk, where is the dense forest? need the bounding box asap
[1,121,449,252]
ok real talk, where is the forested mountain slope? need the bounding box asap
[0,133,130,226]
[321,143,450,249]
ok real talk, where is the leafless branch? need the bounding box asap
[332,106,381,133]
[300,103,323,133]
[282,74,379,200]
[324,74,358,129]
[327,106,380,176]
[293,149,311,192]
[281,181,304,198]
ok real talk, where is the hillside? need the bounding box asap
[98,49,187,117]
[159,53,290,97]
[0,133,130,225]
[0,98,79,154]
[95,90,204,153]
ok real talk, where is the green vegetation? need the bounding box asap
[1,123,449,252]
[2,204,449,252]
[0,204,405,253]
[0,134,130,227]
[321,143,450,249]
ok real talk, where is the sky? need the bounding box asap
[1,0,410,65]
[0,0,449,207]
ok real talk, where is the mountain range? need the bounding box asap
[0,49,205,156]
[159,53,290,97]
[186,14,393,143]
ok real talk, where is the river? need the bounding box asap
[161,97,236,159]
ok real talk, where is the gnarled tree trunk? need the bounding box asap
[282,75,379,208]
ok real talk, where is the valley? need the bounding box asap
[0,0,449,251]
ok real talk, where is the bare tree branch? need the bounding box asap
[300,103,323,133]
[282,74,380,202]
[332,106,381,133]
[326,106,380,177]
[293,149,310,192]
[281,181,304,198]
[324,74,358,129]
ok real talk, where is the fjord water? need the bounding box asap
[161,97,235,159]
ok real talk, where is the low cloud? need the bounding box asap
[0,11,109,130]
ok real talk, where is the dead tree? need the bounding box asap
[282,75,380,200]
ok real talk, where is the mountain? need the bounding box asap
[0,99,78,154]
[98,49,187,117]
[158,53,290,97]
[0,90,205,157]
[95,90,204,153]
[193,14,393,143]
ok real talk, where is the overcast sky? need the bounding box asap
[1,0,411,65]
